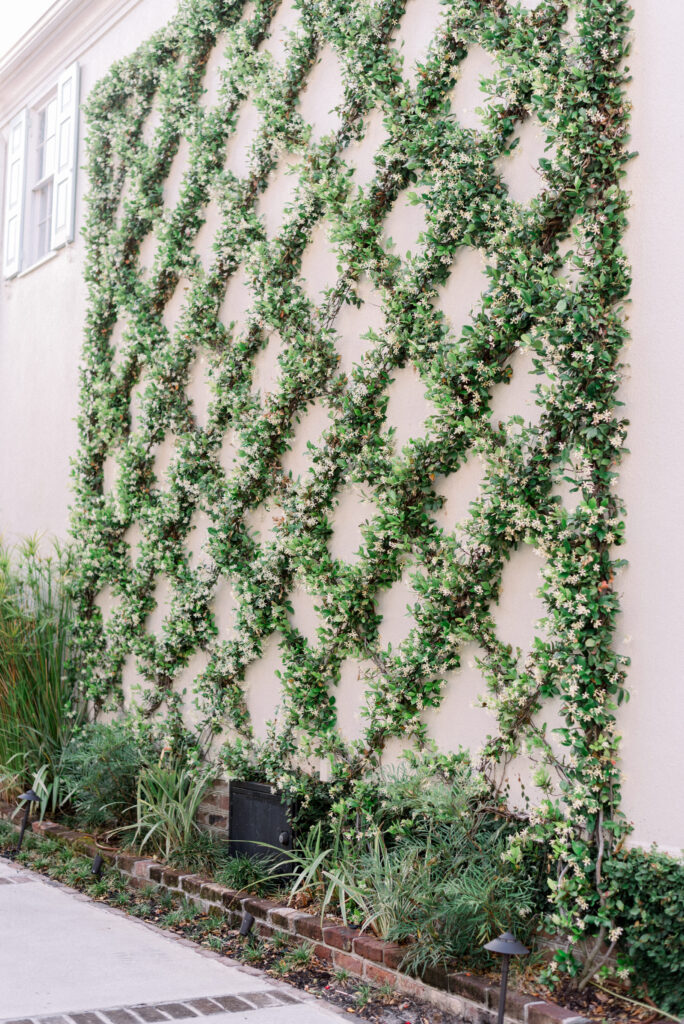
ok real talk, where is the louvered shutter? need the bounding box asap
[51,62,80,248]
[3,110,28,278]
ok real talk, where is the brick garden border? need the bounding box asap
[0,803,660,1024]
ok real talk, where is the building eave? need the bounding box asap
[0,0,145,123]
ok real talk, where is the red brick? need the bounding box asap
[365,962,398,987]
[116,853,144,873]
[294,915,329,942]
[448,972,491,1004]
[126,875,150,890]
[423,964,450,992]
[489,984,543,1020]
[382,942,408,970]
[58,829,82,843]
[322,925,359,952]
[148,866,163,883]
[256,923,274,938]
[242,897,278,920]
[269,906,301,931]
[71,836,100,857]
[162,868,182,887]
[197,810,227,829]
[352,934,386,963]
[132,859,157,879]
[200,882,227,903]
[31,821,54,835]
[180,874,207,895]
[221,889,241,910]
[332,950,364,976]
[44,824,72,838]
[312,943,333,963]
[527,1003,588,1024]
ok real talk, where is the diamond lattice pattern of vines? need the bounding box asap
[73,0,628,788]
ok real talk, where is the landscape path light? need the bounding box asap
[484,931,529,1024]
[16,789,39,854]
[239,911,255,937]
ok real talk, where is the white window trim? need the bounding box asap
[2,61,80,279]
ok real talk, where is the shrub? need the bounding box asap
[606,847,684,1015]
[61,722,151,829]
[280,753,545,973]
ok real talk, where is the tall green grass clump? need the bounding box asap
[124,757,215,862]
[0,538,83,802]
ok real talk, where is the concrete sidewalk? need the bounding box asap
[0,858,344,1024]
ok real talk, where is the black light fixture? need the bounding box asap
[91,853,104,880]
[239,911,255,937]
[484,931,530,1024]
[15,789,40,854]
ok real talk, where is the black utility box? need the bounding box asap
[228,780,293,865]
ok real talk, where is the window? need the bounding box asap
[28,95,57,267]
[2,63,80,279]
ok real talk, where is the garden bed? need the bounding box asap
[0,805,672,1024]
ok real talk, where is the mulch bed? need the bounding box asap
[0,825,671,1024]
[543,976,673,1024]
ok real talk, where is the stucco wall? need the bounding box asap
[0,0,178,542]
[1,0,682,850]
[618,1,684,854]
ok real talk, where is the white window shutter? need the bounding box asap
[51,62,81,249]
[3,109,28,278]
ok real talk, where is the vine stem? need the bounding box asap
[590,979,680,1023]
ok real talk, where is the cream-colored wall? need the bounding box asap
[0,0,178,543]
[618,0,684,854]
[1,0,683,850]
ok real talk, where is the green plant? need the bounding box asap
[355,984,372,1009]
[0,540,83,793]
[167,827,230,873]
[215,851,285,895]
[603,848,684,1016]
[123,758,214,861]
[282,760,544,973]
[270,957,290,978]
[282,942,314,969]
[272,930,290,950]
[61,722,151,829]
[241,937,266,963]
[283,818,360,921]
[28,760,78,820]
[72,0,632,983]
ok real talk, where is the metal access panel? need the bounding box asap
[228,780,293,864]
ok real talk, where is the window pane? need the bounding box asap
[43,136,56,176]
[35,181,53,260]
[60,79,72,111]
[45,98,57,137]
[58,122,71,170]
[43,96,57,176]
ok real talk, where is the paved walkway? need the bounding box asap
[0,858,343,1024]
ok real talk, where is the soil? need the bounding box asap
[0,826,671,1024]
[542,976,672,1024]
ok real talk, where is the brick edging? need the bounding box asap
[0,804,599,1024]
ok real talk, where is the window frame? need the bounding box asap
[2,62,80,279]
